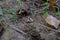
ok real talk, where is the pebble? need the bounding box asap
[26,17,34,23]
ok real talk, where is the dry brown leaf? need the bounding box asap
[45,15,60,29]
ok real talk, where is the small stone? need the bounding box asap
[45,15,60,29]
[26,17,34,23]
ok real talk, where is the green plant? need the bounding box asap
[17,0,22,7]
[6,8,18,22]
[6,8,16,14]
[41,0,49,17]
[55,6,60,16]
[0,7,3,15]
[11,15,18,22]
[30,10,34,15]
[43,12,49,17]
[6,9,12,14]
[18,10,24,14]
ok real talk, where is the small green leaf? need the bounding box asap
[0,7,3,15]
[43,2,48,6]
[44,2,48,6]
[19,10,24,14]
[17,0,22,7]
[30,10,33,15]
[6,9,12,14]
[43,12,48,17]
[11,15,18,22]
[6,8,16,15]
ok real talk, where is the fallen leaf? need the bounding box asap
[45,15,60,28]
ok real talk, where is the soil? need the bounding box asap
[0,0,60,40]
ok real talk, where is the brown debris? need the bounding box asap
[49,0,57,12]
[30,31,41,40]
[0,24,4,37]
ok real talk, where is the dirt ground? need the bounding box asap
[0,0,60,40]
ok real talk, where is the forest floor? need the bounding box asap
[0,0,60,40]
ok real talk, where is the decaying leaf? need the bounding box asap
[45,15,60,29]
